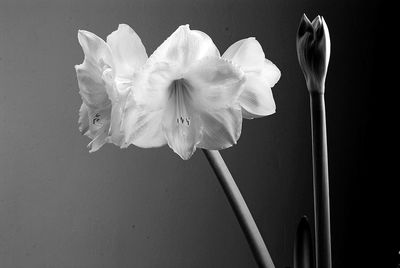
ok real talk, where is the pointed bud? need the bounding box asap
[294,216,314,268]
[296,14,331,93]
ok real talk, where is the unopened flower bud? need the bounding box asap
[297,14,331,93]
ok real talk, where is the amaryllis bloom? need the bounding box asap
[75,24,147,152]
[122,25,246,160]
[222,38,281,119]
[296,14,330,93]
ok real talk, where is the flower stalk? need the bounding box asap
[297,14,332,268]
[202,149,275,268]
[309,91,331,268]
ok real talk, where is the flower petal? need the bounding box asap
[197,104,243,150]
[77,30,114,72]
[148,25,220,68]
[122,105,167,148]
[106,24,148,78]
[238,74,276,119]
[78,102,112,150]
[76,62,110,110]
[184,57,245,110]
[104,78,134,146]
[223,38,281,86]
[107,100,126,146]
[260,59,281,88]
[76,30,115,151]
[76,30,113,110]
[87,123,109,153]
[78,102,90,135]
[161,92,201,160]
[222,37,265,72]
[85,106,112,152]
[130,62,177,110]
[158,57,245,158]
[222,38,280,118]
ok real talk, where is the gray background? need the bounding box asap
[0,0,382,267]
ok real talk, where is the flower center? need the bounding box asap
[92,113,102,126]
[169,79,192,127]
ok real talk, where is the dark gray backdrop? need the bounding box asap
[0,0,382,267]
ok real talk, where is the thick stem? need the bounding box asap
[309,91,332,268]
[202,149,275,268]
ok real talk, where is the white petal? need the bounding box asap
[222,38,265,72]
[106,24,148,78]
[222,38,280,118]
[159,57,244,159]
[184,57,245,110]
[77,30,114,72]
[163,118,201,160]
[238,74,276,119]
[87,124,109,153]
[85,106,112,152]
[197,105,243,150]
[76,30,114,109]
[75,62,110,109]
[223,38,281,87]
[76,30,115,151]
[148,25,219,68]
[78,102,111,151]
[107,100,126,146]
[260,59,281,87]
[161,89,201,160]
[131,62,177,110]
[75,62,112,152]
[78,103,90,136]
[122,105,167,148]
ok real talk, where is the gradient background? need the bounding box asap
[0,0,388,267]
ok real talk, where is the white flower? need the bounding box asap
[75,24,147,152]
[121,25,246,160]
[222,38,281,119]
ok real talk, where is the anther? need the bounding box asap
[92,113,102,126]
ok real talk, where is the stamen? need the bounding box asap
[169,79,192,127]
[91,113,103,127]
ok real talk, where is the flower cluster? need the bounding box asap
[75,24,280,159]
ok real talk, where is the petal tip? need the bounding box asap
[77,30,85,44]
[301,13,310,23]
[298,14,313,38]
[87,144,95,153]
[118,23,129,29]
[177,24,190,31]
[116,23,135,34]
[178,150,195,160]
[121,143,129,149]
[77,30,90,40]
[312,15,323,28]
